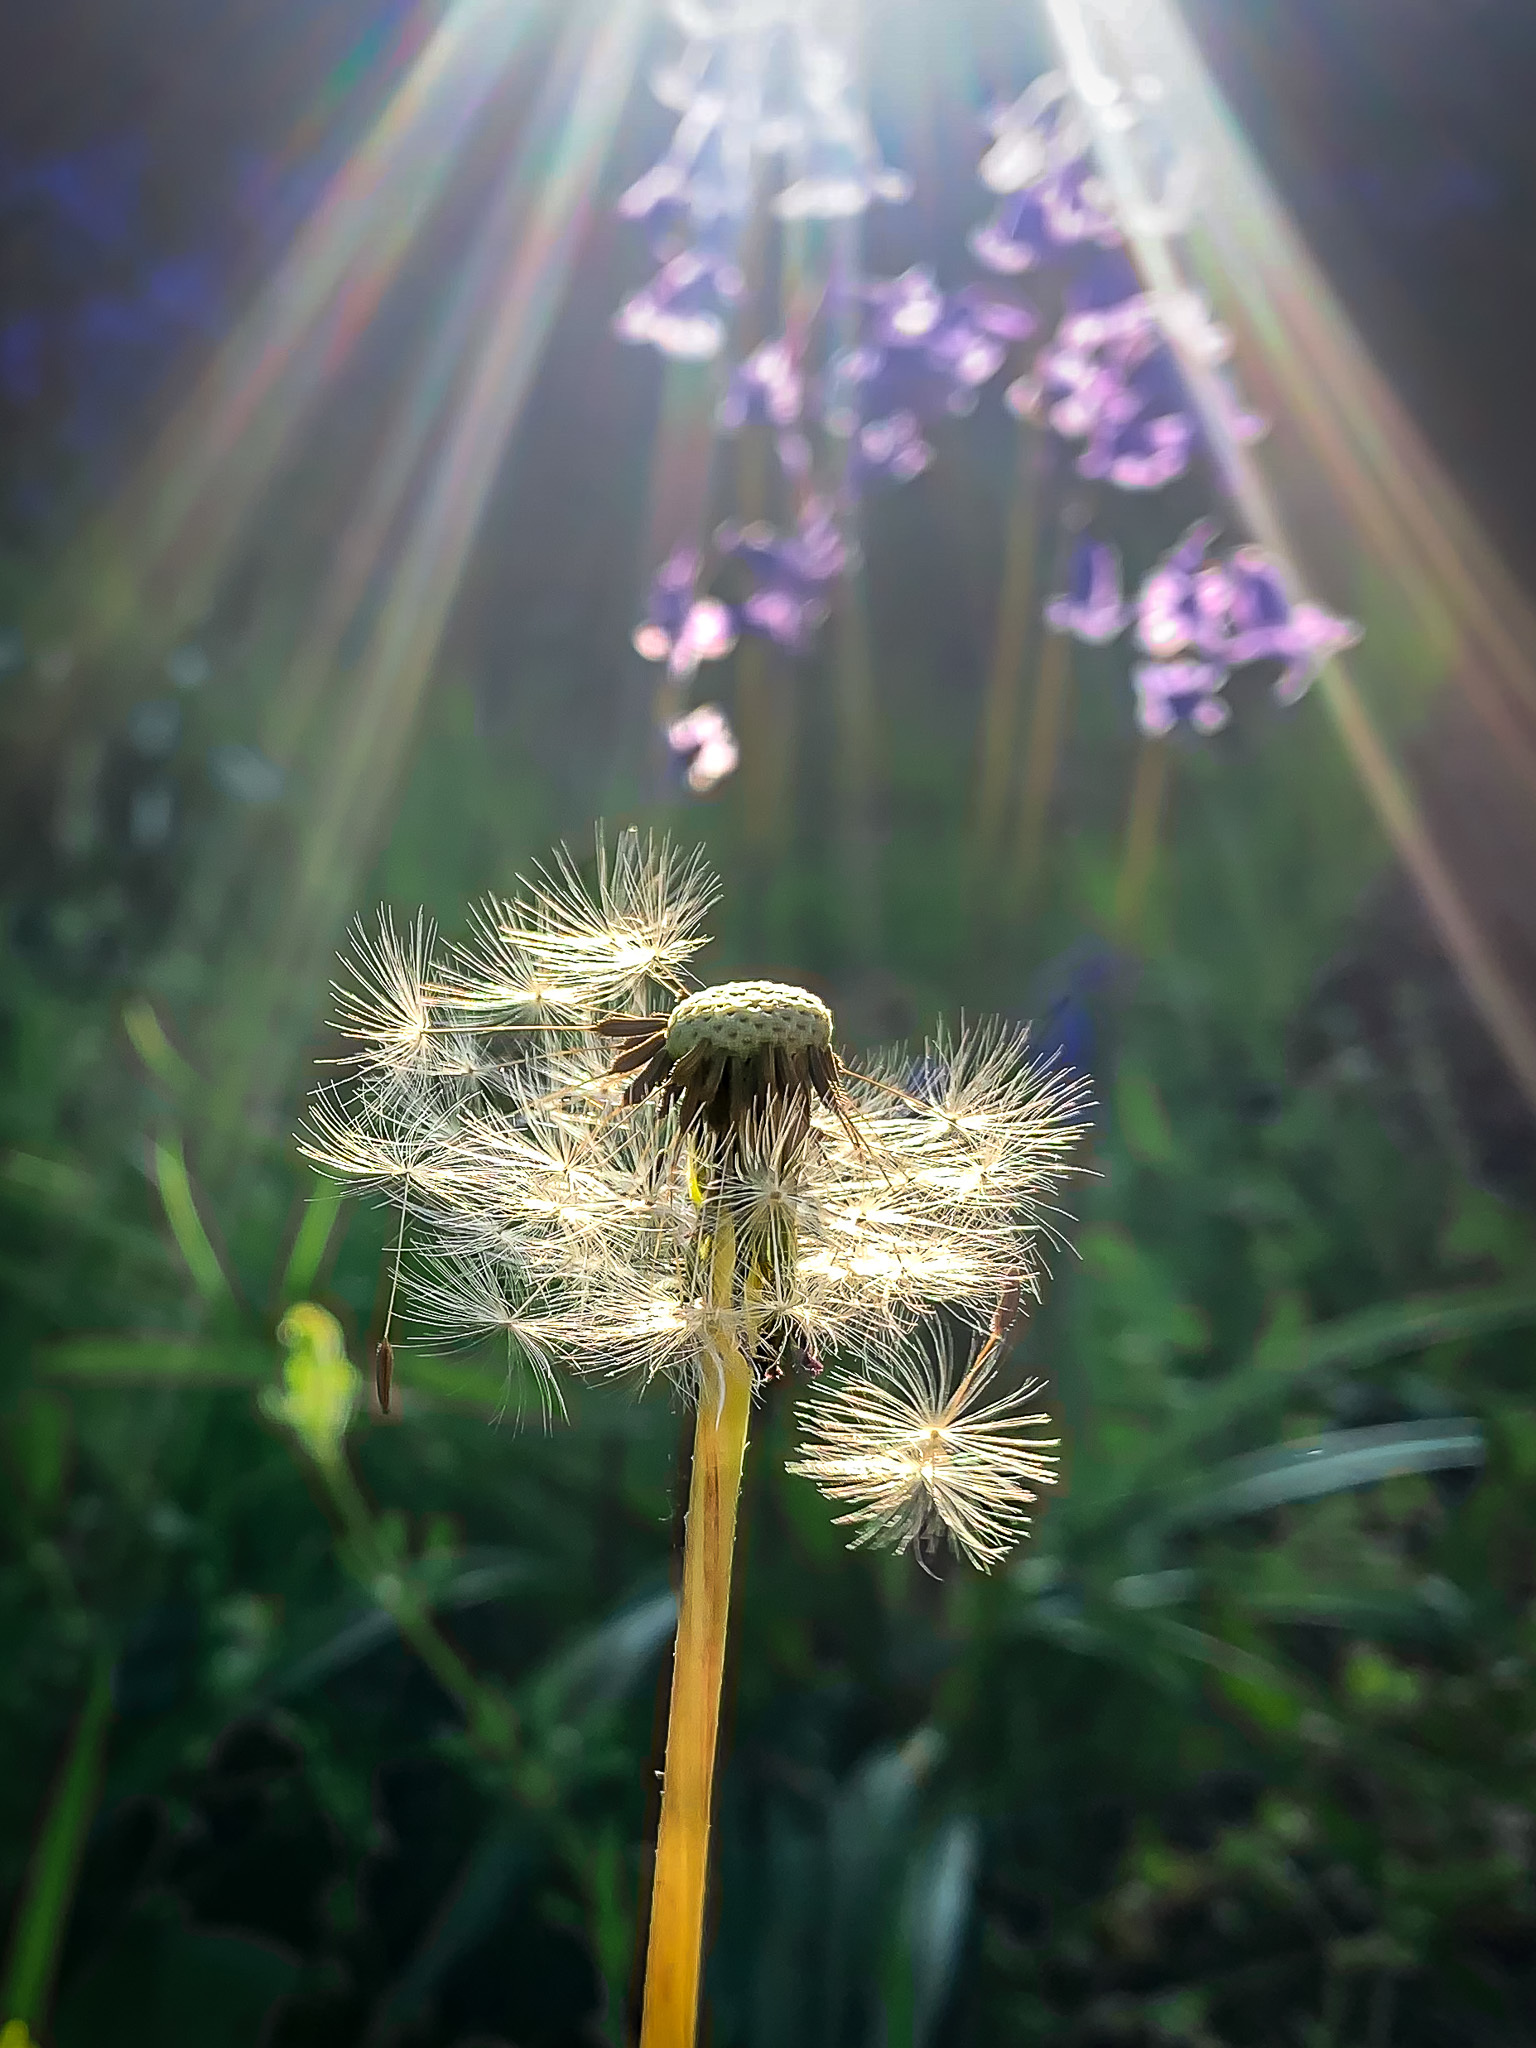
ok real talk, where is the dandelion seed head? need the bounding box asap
[301,831,1087,1515]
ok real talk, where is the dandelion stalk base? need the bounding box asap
[639,1330,753,2048]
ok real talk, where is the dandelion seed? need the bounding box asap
[788,1335,1059,1571]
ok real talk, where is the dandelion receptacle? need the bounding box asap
[302,829,1087,2048]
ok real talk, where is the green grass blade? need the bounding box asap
[151,1132,231,1305]
[1169,1419,1484,1526]
[277,1181,347,1303]
[39,1337,272,1385]
[1,1648,114,2029]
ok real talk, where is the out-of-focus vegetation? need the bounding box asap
[5,4,1536,2046]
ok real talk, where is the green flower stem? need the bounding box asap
[317,1451,520,1762]
[1,1645,114,2032]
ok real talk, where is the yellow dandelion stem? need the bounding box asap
[639,1217,753,2048]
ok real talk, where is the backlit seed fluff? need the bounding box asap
[787,1338,1058,1570]
[300,829,1087,1562]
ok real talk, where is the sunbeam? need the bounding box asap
[1044,0,1536,1115]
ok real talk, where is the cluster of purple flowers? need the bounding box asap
[614,0,910,365]
[620,4,1053,791]
[617,21,1361,787]
[967,68,1360,732]
[1046,522,1362,736]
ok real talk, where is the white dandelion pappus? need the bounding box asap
[787,1335,1059,1570]
[300,829,1087,1566]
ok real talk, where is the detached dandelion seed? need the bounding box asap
[788,1335,1059,1571]
[299,827,1088,2048]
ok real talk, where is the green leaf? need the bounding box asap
[39,1337,272,1386]
[1115,1059,1178,1167]
[1077,1285,1535,1540]
[1166,1419,1484,1527]
[1,1650,114,2028]
[151,1131,231,1305]
[52,1901,296,2048]
[526,1588,677,1723]
[277,1180,347,1303]
[268,1552,538,1699]
[122,996,198,1094]
[900,1816,979,2048]
[6,1393,72,1516]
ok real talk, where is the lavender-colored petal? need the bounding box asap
[864,265,946,345]
[615,249,742,361]
[633,547,703,659]
[1040,157,1121,245]
[968,189,1054,274]
[618,161,689,223]
[848,410,933,487]
[1165,517,1223,575]
[952,283,1038,343]
[1272,603,1364,704]
[1044,538,1131,644]
[717,335,803,431]
[741,584,828,651]
[1131,659,1229,737]
[1086,409,1194,491]
[667,702,739,792]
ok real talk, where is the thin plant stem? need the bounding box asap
[1113,738,1171,940]
[639,1218,754,2048]
[320,1453,519,1760]
[1008,630,1075,913]
[1,1645,114,2032]
[972,438,1043,860]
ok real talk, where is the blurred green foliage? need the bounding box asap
[3,586,1535,2048]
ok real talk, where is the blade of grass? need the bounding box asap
[1,1646,114,2032]
[151,1131,232,1305]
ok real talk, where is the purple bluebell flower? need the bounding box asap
[968,189,1055,275]
[1057,249,1149,348]
[774,117,912,221]
[837,270,1030,429]
[861,265,946,347]
[843,410,934,489]
[952,283,1039,346]
[709,500,851,655]
[666,702,739,793]
[717,334,803,431]
[1224,548,1360,701]
[1045,538,1131,644]
[1135,520,1223,659]
[633,549,739,679]
[1082,403,1194,491]
[615,247,744,361]
[717,498,856,624]
[1131,660,1230,737]
[1272,602,1362,703]
[1040,155,1121,247]
[978,73,1083,194]
[739,584,828,653]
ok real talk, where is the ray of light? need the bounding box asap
[106,0,555,637]
[259,54,575,773]
[1045,0,1536,1115]
[213,0,652,1146]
